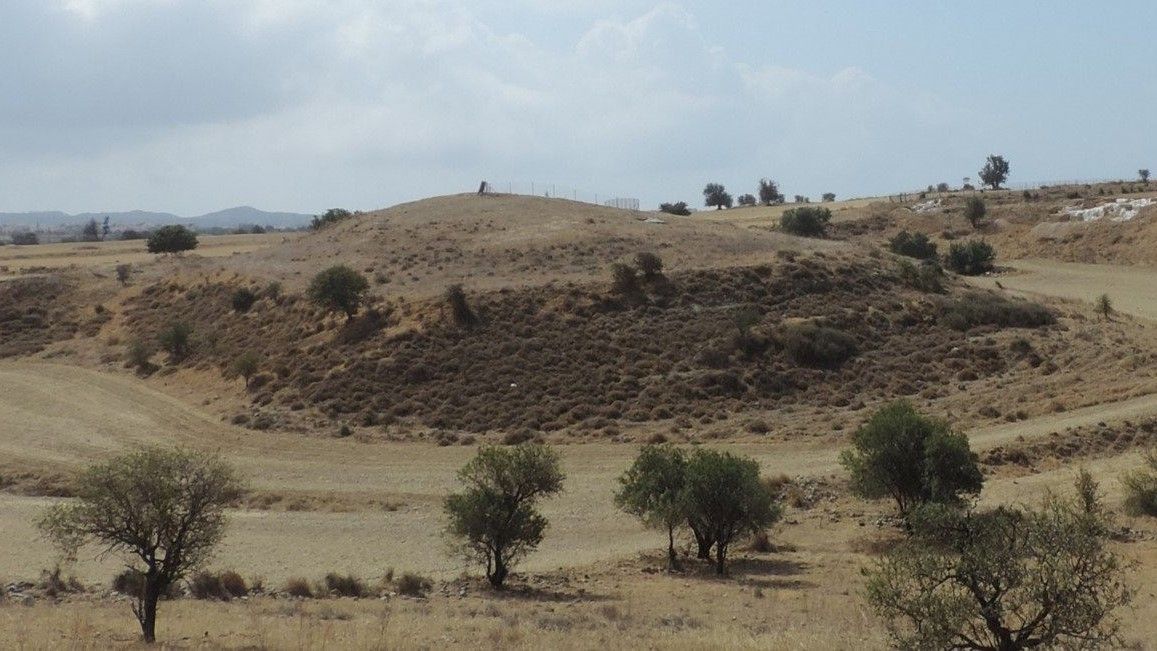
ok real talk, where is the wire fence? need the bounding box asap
[481,180,641,211]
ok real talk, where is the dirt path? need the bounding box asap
[3,361,1155,583]
[968,259,1157,321]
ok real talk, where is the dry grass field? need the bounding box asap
[3,190,1157,648]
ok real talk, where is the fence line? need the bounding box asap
[482,180,641,210]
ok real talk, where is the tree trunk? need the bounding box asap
[488,555,508,589]
[140,579,161,643]
[690,524,713,559]
[714,542,727,575]
[666,525,680,571]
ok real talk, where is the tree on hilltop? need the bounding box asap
[703,183,733,210]
[978,155,1010,190]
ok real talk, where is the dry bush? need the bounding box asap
[395,572,432,597]
[940,293,1054,331]
[284,577,314,598]
[323,573,367,598]
[780,323,857,367]
[1123,449,1157,517]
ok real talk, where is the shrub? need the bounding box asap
[229,351,261,388]
[865,475,1129,650]
[610,263,639,295]
[1141,169,1150,183]
[395,572,432,597]
[963,196,986,228]
[120,229,148,240]
[945,239,995,275]
[682,448,781,574]
[936,182,950,193]
[126,339,155,372]
[737,193,757,206]
[158,321,193,362]
[445,284,478,329]
[634,252,663,279]
[284,577,313,598]
[897,259,944,293]
[840,401,983,516]
[793,195,809,203]
[189,570,227,600]
[940,292,1054,330]
[444,445,565,588]
[1122,449,1157,517]
[781,323,857,367]
[263,281,282,300]
[658,202,691,216]
[12,232,39,245]
[311,208,353,230]
[1096,293,1113,319]
[888,230,937,259]
[112,569,178,600]
[615,444,689,570]
[231,288,257,313]
[308,265,370,320]
[780,206,832,237]
[324,573,366,597]
[115,264,132,285]
[219,570,247,598]
[146,225,198,254]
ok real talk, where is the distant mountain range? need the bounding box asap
[0,206,314,230]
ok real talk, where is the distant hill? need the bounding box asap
[0,206,313,230]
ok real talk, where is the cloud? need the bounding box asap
[0,1,965,212]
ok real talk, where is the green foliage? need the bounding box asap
[758,178,782,205]
[781,322,857,367]
[1141,169,1150,183]
[82,218,101,242]
[821,192,836,202]
[940,292,1054,331]
[615,444,689,570]
[702,183,733,210]
[310,208,353,230]
[444,445,565,588]
[681,448,780,574]
[126,339,154,372]
[779,206,832,237]
[1096,293,1113,319]
[158,320,193,362]
[633,252,663,278]
[865,476,1130,650]
[445,284,478,329]
[308,265,370,320]
[897,259,944,293]
[963,196,987,228]
[936,182,950,193]
[658,201,691,216]
[146,225,198,254]
[231,287,257,313]
[978,154,1010,189]
[1122,449,1157,517]
[737,193,757,207]
[38,448,244,643]
[840,401,982,516]
[888,230,937,259]
[228,351,260,388]
[945,239,995,275]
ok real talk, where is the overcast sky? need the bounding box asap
[2,1,1154,215]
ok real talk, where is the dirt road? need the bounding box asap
[2,361,1154,583]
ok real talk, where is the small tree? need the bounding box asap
[444,445,564,588]
[158,321,193,362]
[936,182,950,193]
[658,201,691,216]
[840,401,982,516]
[865,475,1131,650]
[308,265,369,320]
[780,206,832,237]
[963,195,986,229]
[38,448,244,643]
[310,208,353,230]
[115,263,132,285]
[736,193,757,207]
[821,192,836,202]
[102,216,110,240]
[703,183,732,210]
[445,284,478,329]
[682,448,780,574]
[1096,293,1113,320]
[634,252,663,279]
[615,444,688,570]
[147,225,198,255]
[978,154,1010,190]
[126,339,155,373]
[229,351,260,388]
[1139,169,1149,183]
[758,178,782,205]
[945,240,996,275]
[82,218,101,242]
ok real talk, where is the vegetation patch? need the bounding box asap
[939,292,1054,331]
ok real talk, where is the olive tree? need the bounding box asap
[228,351,260,388]
[615,444,688,570]
[978,154,1010,190]
[444,445,564,588]
[758,178,782,205]
[840,401,982,516]
[38,448,244,643]
[146,225,198,255]
[865,473,1131,650]
[308,265,369,320]
[682,448,780,574]
[703,183,733,210]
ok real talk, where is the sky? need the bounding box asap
[1,0,1154,215]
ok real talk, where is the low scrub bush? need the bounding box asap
[781,323,857,367]
[395,572,432,597]
[158,320,193,361]
[446,284,478,329]
[231,288,258,313]
[324,573,367,597]
[888,231,937,259]
[945,240,995,275]
[780,206,832,237]
[284,577,314,598]
[658,202,691,216]
[940,293,1054,331]
[1123,449,1157,516]
[897,259,944,293]
[610,263,640,295]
